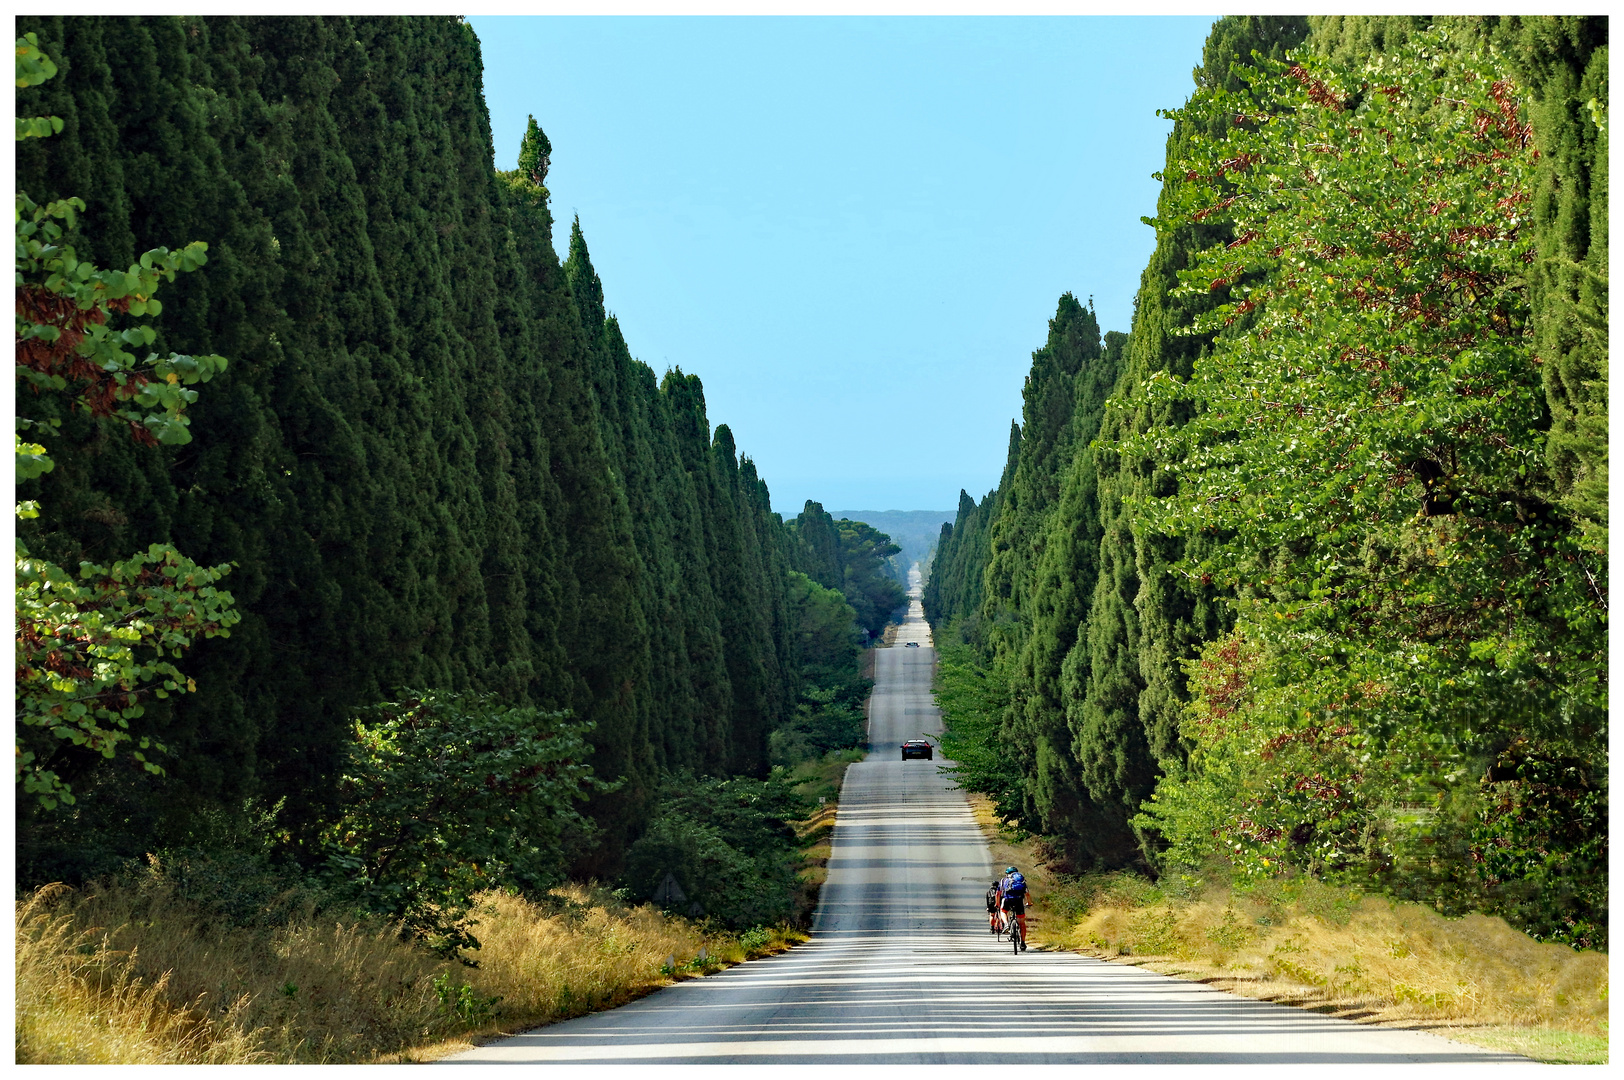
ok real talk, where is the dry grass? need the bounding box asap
[396,884,803,1061]
[966,799,1608,1064]
[1055,876,1608,1032]
[965,792,1064,939]
[16,877,803,1064]
[784,746,865,922]
[17,738,855,1065]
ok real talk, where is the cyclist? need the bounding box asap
[998,865,1029,950]
[985,879,1002,933]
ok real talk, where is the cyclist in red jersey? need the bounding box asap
[998,866,1029,949]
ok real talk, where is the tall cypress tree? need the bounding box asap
[707,426,776,776]
[788,501,843,591]
[740,458,800,718]
[921,423,1019,640]
[663,369,737,774]
[14,15,806,883]
[1070,17,1310,867]
[1016,329,1127,857]
[977,295,1105,833]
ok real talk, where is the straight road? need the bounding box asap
[446,574,1523,1064]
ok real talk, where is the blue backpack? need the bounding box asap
[1003,872,1026,897]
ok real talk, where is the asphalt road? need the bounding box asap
[446,575,1525,1065]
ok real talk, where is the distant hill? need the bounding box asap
[827,510,955,575]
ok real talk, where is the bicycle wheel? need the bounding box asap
[1011,918,1023,955]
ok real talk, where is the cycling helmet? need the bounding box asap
[1005,866,1018,874]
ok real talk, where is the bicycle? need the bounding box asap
[1002,907,1026,954]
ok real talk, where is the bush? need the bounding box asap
[319,691,604,955]
[618,773,805,929]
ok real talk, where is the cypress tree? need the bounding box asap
[500,144,651,876]
[517,113,552,186]
[1072,16,1309,866]
[921,422,1019,641]
[981,295,1104,642]
[1017,330,1127,858]
[14,16,804,883]
[740,458,799,719]
[977,294,1105,833]
[663,369,737,774]
[788,501,844,591]
[708,425,777,777]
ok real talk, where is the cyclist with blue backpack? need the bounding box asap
[998,866,1029,950]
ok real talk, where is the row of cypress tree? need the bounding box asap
[924,15,1606,925]
[15,15,892,885]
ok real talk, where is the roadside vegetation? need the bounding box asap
[15,876,801,1065]
[963,798,1607,1065]
[787,748,867,921]
[14,745,864,1065]
[15,24,890,1064]
[925,20,1607,1051]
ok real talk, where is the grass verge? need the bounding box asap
[787,746,866,924]
[963,795,1608,1065]
[16,878,803,1064]
[16,748,869,1064]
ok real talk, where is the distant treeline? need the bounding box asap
[15,15,898,888]
[926,16,1607,947]
[828,509,956,583]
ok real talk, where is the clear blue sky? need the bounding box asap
[469,16,1217,514]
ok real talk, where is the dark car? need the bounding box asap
[905,641,920,648]
[901,740,933,761]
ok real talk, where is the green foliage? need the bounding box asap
[770,571,869,766]
[784,571,861,678]
[767,684,867,767]
[786,502,905,641]
[15,34,236,814]
[1308,17,1610,554]
[14,32,62,140]
[618,773,804,929]
[1145,28,1602,770]
[320,692,602,955]
[932,635,1023,818]
[1132,30,1605,947]
[16,545,239,809]
[16,190,226,450]
[433,972,501,1025]
[15,31,57,86]
[517,113,552,187]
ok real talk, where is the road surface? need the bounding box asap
[446,573,1523,1064]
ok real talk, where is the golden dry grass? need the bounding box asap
[783,746,864,922]
[966,798,1607,1064]
[15,878,802,1064]
[1056,878,1607,1032]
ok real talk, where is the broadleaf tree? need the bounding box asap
[14,35,237,810]
[1129,30,1606,945]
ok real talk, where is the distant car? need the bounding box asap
[905,641,920,648]
[901,740,934,761]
